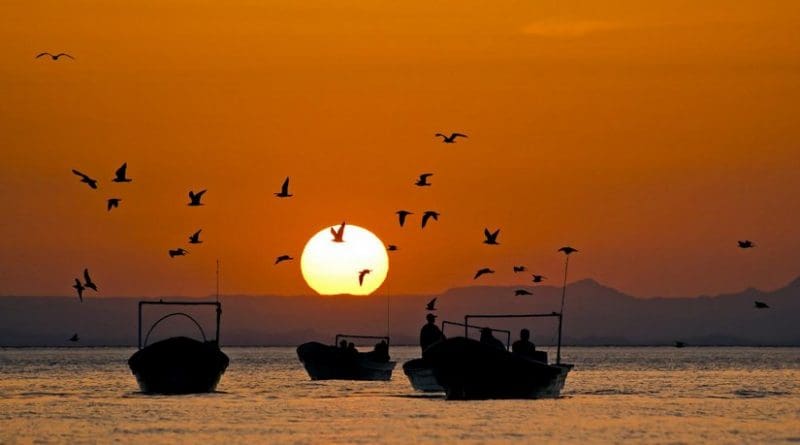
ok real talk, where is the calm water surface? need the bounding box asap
[1,346,798,444]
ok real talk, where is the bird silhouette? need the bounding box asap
[331,222,346,242]
[738,240,756,249]
[275,177,292,198]
[474,268,494,279]
[387,244,398,251]
[69,333,79,342]
[558,246,579,255]
[83,269,97,291]
[754,301,770,309]
[421,211,439,228]
[112,163,131,182]
[169,248,189,258]
[396,210,413,227]
[426,298,437,311]
[415,173,433,187]
[483,228,500,245]
[72,170,98,189]
[358,269,372,286]
[188,190,207,206]
[435,132,468,143]
[513,266,527,273]
[275,255,293,264]
[72,279,85,302]
[36,52,74,60]
[107,198,121,211]
[515,289,533,296]
[188,229,203,244]
[531,275,546,283]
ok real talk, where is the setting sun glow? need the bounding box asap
[300,225,389,296]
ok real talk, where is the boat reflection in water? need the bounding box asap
[128,301,229,394]
[297,334,396,381]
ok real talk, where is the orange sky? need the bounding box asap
[1,0,799,298]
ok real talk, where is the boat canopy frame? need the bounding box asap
[137,300,222,350]
[334,334,391,347]
[463,312,564,364]
[441,321,512,350]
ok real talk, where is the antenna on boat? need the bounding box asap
[215,259,220,303]
[385,272,391,340]
[556,246,578,364]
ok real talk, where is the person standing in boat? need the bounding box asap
[480,327,506,350]
[512,328,537,357]
[420,313,445,352]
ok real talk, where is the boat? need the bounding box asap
[297,334,396,381]
[128,301,229,394]
[421,312,573,400]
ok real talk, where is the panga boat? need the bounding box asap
[421,313,573,400]
[297,334,396,381]
[128,301,229,394]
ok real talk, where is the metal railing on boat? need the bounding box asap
[463,312,564,364]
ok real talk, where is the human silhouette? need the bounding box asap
[514,289,532,296]
[371,340,390,362]
[72,279,85,302]
[358,269,371,286]
[421,211,439,228]
[512,329,537,357]
[331,222,346,242]
[169,248,189,258]
[112,163,132,182]
[189,229,202,244]
[396,210,413,227]
[36,52,74,60]
[479,327,505,350]
[483,228,500,245]
[425,297,437,311]
[435,132,467,143]
[513,266,527,273]
[419,313,445,352]
[188,190,207,206]
[275,255,293,264]
[107,198,121,211]
[72,169,98,189]
[275,177,292,198]
[474,267,494,279]
[754,301,770,309]
[415,173,433,187]
[83,268,98,291]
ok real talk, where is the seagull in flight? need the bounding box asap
[474,268,494,279]
[515,289,533,296]
[558,246,579,255]
[531,275,546,283]
[69,333,79,342]
[188,190,207,206]
[112,163,132,182]
[396,210,413,227]
[72,279,85,302]
[72,170,98,189]
[426,298,437,311]
[415,173,433,187]
[189,229,202,244]
[36,52,74,61]
[421,211,439,228]
[738,240,756,249]
[513,266,527,273]
[435,132,468,143]
[358,269,372,286]
[169,248,189,258]
[275,177,292,198]
[754,301,770,309]
[83,269,98,292]
[387,244,398,251]
[483,228,500,245]
[275,255,293,264]
[331,222,346,242]
[107,198,121,211]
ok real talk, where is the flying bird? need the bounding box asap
[426,298,437,311]
[358,269,372,286]
[72,279,85,302]
[515,289,533,296]
[69,333,79,342]
[558,246,579,255]
[396,210,413,227]
[275,177,292,198]
[474,268,494,279]
[531,275,546,283]
[112,163,132,182]
[72,170,98,189]
[107,198,121,211]
[435,132,468,143]
[387,244,398,251]
[754,301,770,309]
[421,211,439,228]
[483,228,500,245]
[415,173,433,187]
[169,248,189,258]
[36,52,74,60]
[275,255,293,264]
[331,222,346,242]
[83,269,97,292]
[189,229,203,244]
[513,266,527,273]
[738,240,756,249]
[188,189,207,206]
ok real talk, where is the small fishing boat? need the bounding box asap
[422,313,573,400]
[297,334,396,381]
[128,301,229,394]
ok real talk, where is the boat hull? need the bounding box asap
[423,337,572,400]
[402,358,444,392]
[128,336,229,394]
[297,342,396,381]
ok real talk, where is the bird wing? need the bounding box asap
[435,133,445,138]
[196,189,207,198]
[56,53,74,59]
[36,52,53,58]
[115,163,127,179]
[484,228,491,239]
[421,213,430,227]
[491,229,500,238]
[421,173,433,179]
[72,169,89,180]
[83,268,91,283]
[281,177,290,193]
[331,227,338,238]
[452,133,468,138]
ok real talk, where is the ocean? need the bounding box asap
[1,346,798,444]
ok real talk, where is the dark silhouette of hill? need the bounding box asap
[1,277,798,346]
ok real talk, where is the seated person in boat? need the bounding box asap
[365,340,390,362]
[419,313,446,352]
[512,329,536,356]
[339,339,348,349]
[480,327,506,351]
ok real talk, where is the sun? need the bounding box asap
[300,224,389,296]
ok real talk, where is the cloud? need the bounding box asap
[521,19,624,38]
